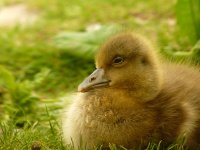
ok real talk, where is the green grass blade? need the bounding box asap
[176,0,200,44]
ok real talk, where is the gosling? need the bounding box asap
[62,33,200,149]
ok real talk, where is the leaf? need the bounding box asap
[176,0,200,44]
[191,40,200,64]
[191,39,200,55]
[161,40,200,65]
[0,65,16,92]
[53,25,121,58]
[190,0,200,39]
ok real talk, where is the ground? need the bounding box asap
[0,0,192,149]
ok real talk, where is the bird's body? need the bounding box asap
[62,33,200,149]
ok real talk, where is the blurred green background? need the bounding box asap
[0,0,199,149]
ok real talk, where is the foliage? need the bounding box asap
[0,0,199,149]
[54,25,121,59]
[0,65,39,124]
[0,117,64,149]
[176,0,200,45]
[159,0,200,65]
[0,66,64,124]
[160,40,200,65]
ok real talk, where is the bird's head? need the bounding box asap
[78,33,162,101]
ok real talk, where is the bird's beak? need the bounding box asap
[78,68,110,92]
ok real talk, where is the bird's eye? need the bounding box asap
[112,56,124,65]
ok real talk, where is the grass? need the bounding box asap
[0,0,197,149]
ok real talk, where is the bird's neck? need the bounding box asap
[84,88,147,109]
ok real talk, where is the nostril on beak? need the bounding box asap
[89,77,96,82]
